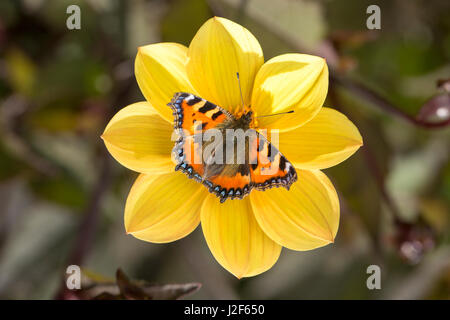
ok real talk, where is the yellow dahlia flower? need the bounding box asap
[102,17,363,278]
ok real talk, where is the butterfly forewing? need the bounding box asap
[168,92,233,136]
[250,132,297,191]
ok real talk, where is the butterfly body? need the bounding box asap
[168,92,297,202]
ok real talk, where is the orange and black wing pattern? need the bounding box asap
[249,132,297,191]
[200,131,297,202]
[173,134,205,180]
[169,92,233,189]
[168,92,232,136]
[203,164,253,202]
[168,93,297,203]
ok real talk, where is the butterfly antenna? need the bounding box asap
[236,72,245,108]
[256,110,294,118]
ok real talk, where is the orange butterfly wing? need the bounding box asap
[169,93,237,191]
[249,132,297,191]
[202,131,297,202]
[168,92,231,136]
[205,165,252,201]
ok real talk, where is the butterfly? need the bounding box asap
[167,92,297,203]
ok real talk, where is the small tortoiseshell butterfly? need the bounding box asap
[168,92,297,202]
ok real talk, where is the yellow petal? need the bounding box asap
[250,170,339,251]
[201,195,281,278]
[252,53,328,131]
[187,17,264,113]
[279,107,363,169]
[135,42,196,123]
[102,101,174,174]
[125,173,207,243]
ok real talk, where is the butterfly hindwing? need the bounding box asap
[173,135,204,180]
[201,129,297,202]
[204,164,253,202]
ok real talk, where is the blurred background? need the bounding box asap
[0,0,449,299]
